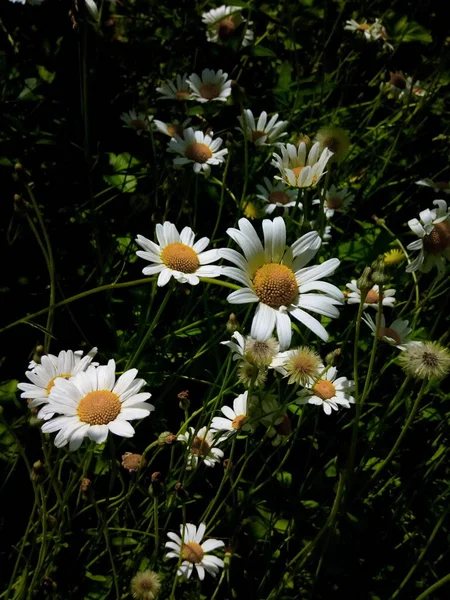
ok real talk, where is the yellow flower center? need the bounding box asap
[232,414,247,430]
[326,195,344,210]
[182,542,205,563]
[46,373,72,394]
[312,379,336,400]
[166,123,184,137]
[175,90,191,100]
[358,23,370,31]
[290,166,318,186]
[185,142,213,163]
[365,289,379,304]
[217,17,237,41]
[268,191,290,205]
[199,82,221,100]
[422,221,450,254]
[161,242,200,273]
[253,263,298,308]
[251,130,267,143]
[243,201,259,219]
[77,390,121,425]
[379,327,402,345]
[190,436,210,456]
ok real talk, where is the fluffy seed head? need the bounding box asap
[422,221,450,254]
[161,242,199,273]
[130,569,161,600]
[316,127,350,162]
[284,347,322,385]
[399,342,450,380]
[253,263,298,308]
[245,336,279,367]
[185,142,213,163]
[237,360,267,388]
[77,391,121,425]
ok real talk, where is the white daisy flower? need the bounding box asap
[38,360,154,451]
[237,110,288,146]
[312,185,354,218]
[153,118,193,138]
[220,217,344,349]
[344,18,391,47]
[165,523,224,580]
[256,178,299,215]
[167,127,227,176]
[18,348,98,418]
[296,367,355,415]
[406,200,450,275]
[221,331,279,366]
[187,69,232,103]
[346,280,396,309]
[272,142,333,188]
[156,74,192,101]
[416,179,450,195]
[202,4,254,47]
[135,221,222,287]
[177,426,224,469]
[120,110,152,135]
[361,312,412,350]
[210,391,251,439]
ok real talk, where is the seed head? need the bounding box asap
[399,342,450,380]
[245,336,279,367]
[130,569,161,600]
[237,360,267,388]
[283,347,322,385]
[315,127,350,162]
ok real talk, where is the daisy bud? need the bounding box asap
[178,390,190,410]
[122,452,145,472]
[371,256,391,285]
[80,477,91,493]
[226,313,240,334]
[149,472,164,497]
[31,460,46,483]
[223,458,233,471]
[158,431,177,445]
[130,569,161,600]
[325,348,344,368]
[356,267,373,294]
[32,344,45,365]
[14,194,29,214]
[398,342,450,380]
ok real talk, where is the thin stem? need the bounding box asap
[415,572,450,600]
[240,104,249,206]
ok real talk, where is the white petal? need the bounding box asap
[251,303,276,340]
[290,307,329,341]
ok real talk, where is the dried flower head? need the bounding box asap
[272,347,322,385]
[237,360,267,388]
[245,337,280,367]
[130,569,161,600]
[122,452,145,472]
[398,342,450,380]
[80,477,91,493]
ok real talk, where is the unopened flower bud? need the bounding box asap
[158,431,177,445]
[223,458,233,471]
[32,345,45,365]
[226,313,239,334]
[325,348,344,368]
[356,267,373,294]
[31,460,46,483]
[371,256,391,285]
[178,390,190,410]
[148,472,164,497]
[14,194,28,214]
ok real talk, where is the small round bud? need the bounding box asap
[80,477,91,493]
[325,348,344,368]
[226,313,239,334]
[178,390,190,410]
[158,431,177,445]
[356,267,373,294]
[32,345,45,365]
[31,460,46,483]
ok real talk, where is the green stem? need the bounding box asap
[211,151,231,241]
[415,572,450,600]
[240,104,249,206]
[198,277,240,291]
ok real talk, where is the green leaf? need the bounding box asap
[274,61,292,93]
[103,153,139,194]
[252,45,276,58]
[276,471,292,487]
[37,65,55,84]
[0,380,18,404]
[274,519,290,533]
[186,105,204,116]
[393,17,432,43]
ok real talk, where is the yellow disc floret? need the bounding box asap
[161,242,200,273]
[185,142,213,163]
[182,542,205,564]
[77,390,121,425]
[253,263,298,308]
[312,379,336,400]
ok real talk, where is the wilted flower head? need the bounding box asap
[315,127,350,163]
[130,569,161,600]
[121,110,152,135]
[271,347,323,385]
[398,342,450,380]
[406,200,450,275]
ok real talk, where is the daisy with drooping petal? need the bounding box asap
[165,523,224,580]
[202,4,254,47]
[153,118,193,138]
[135,221,222,287]
[296,367,355,415]
[210,391,251,439]
[237,110,288,146]
[120,110,153,135]
[221,331,279,366]
[416,179,450,195]
[187,69,232,103]
[272,142,333,188]
[346,280,396,309]
[362,313,412,350]
[345,18,392,49]
[38,360,154,451]
[312,185,354,218]
[156,74,192,101]
[220,217,344,349]
[256,178,298,215]
[167,127,227,176]
[18,348,98,417]
[177,426,224,469]
[237,360,268,388]
[406,200,450,275]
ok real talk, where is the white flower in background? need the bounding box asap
[120,110,153,135]
[187,69,232,103]
[344,18,392,48]
[361,313,412,350]
[167,128,227,176]
[256,178,298,215]
[296,367,355,415]
[177,426,224,469]
[153,118,193,138]
[221,331,279,366]
[406,200,450,275]
[237,110,288,146]
[309,221,332,244]
[312,185,354,218]
[202,5,254,47]
[220,217,343,348]
[135,221,222,287]
[18,348,98,417]
[272,142,333,188]
[165,523,224,580]
[210,391,251,439]
[381,72,424,102]
[156,74,192,101]
[39,360,154,451]
[346,280,396,309]
[416,179,450,195]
